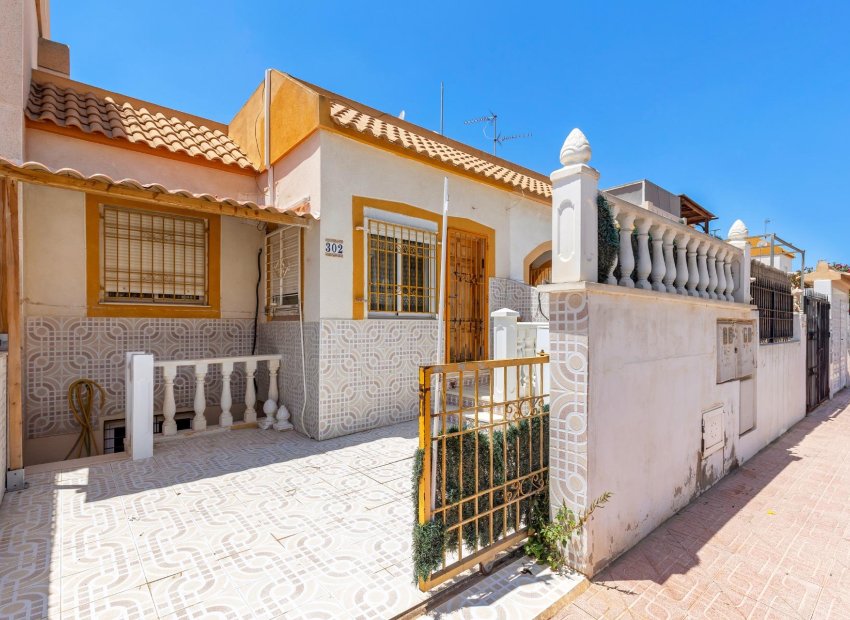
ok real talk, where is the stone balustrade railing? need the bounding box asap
[125,353,290,461]
[601,192,746,302]
[491,309,550,402]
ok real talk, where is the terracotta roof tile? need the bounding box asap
[328,101,551,200]
[26,81,255,170]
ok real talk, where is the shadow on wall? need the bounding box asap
[584,389,849,594]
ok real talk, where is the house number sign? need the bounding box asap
[325,239,344,257]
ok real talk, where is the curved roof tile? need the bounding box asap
[26,81,256,171]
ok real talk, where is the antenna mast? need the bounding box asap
[439,82,444,136]
[464,112,531,155]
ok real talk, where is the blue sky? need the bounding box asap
[53,1,849,265]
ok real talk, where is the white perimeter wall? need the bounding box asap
[581,287,806,573]
[315,131,551,320]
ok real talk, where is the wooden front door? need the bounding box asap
[445,229,487,363]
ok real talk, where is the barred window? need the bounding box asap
[266,226,301,318]
[100,205,208,305]
[367,217,437,315]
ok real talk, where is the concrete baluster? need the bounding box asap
[192,363,208,431]
[715,248,727,302]
[161,363,178,436]
[707,244,719,300]
[650,223,667,292]
[674,232,689,295]
[635,216,652,290]
[219,361,234,427]
[617,212,636,288]
[244,359,257,423]
[697,240,709,299]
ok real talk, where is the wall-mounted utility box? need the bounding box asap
[702,405,724,458]
[717,320,756,384]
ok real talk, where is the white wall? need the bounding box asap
[270,131,321,321]
[814,280,850,397]
[575,287,806,574]
[316,131,551,319]
[25,129,259,200]
[739,330,806,463]
[21,183,264,319]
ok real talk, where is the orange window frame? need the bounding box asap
[85,194,221,318]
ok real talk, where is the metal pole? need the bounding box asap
[439,82,444,136]
[436,177,449,365]
[770,233,776,269]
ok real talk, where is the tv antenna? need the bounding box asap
[464,111,531,155]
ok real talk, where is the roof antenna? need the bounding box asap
[464,111,531,155]
[439,82,444,135]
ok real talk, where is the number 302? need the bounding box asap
[326,241,343,255]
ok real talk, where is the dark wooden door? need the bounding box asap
[804,290,830,412]
[446,229,487,363]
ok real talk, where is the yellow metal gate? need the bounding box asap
[416,355,549,591]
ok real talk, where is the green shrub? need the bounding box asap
[597,194,619,282]
[525,491,612,571]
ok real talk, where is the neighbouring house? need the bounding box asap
[0,1,724,476]
[0,0,559,470]
[805,261,850,397]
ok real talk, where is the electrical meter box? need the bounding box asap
[702,405,724,458]
[717,320,756,383]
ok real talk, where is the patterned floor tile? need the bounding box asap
[62,583,157,620]
[60,555,147,611]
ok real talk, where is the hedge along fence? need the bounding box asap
[597,194,620,283]
[412,413,549,583]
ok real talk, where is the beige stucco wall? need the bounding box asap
[0,0,38,161]
[25,128,260,200]
[21,183,264,319]
[270,131,321,321]
[315,131,551,320]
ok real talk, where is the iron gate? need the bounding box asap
[416,355,549,591]
[804,290,830,412]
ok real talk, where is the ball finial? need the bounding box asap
[559,128,591,166]
[727,219,749,240]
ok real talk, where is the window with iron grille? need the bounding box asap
[100,205,208,305]
[266,226,301,318]
[366,215,437,316]
[750,260,794,343]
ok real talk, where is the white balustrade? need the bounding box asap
[491,309,550,402]
[602,192,744,304]
[147,354,285,437]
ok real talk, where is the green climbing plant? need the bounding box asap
[597,195,619,282]
[525,491,613,571]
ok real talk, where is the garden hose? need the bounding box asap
[64,379,105,460]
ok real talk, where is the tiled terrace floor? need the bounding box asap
[556,387,850,620]
[0,421,427,619]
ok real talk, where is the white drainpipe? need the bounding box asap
[264,68,274,207]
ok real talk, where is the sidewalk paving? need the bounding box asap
[556,388,850,620]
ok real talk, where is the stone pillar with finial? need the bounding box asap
[727,219,752,304]
[550,128,600,284]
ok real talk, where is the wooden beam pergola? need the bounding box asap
[0,163,311,227]
[0,177,23,475]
